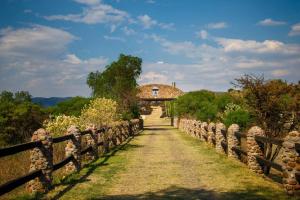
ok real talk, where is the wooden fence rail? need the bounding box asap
[175,118,300,195]
[0,119,143,196]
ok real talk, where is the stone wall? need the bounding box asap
[176,118,300,195]
[27,119,143,193]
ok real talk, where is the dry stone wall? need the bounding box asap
[176,118,300,195]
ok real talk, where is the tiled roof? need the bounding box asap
[137,84,184,99]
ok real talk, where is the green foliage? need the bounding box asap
[0,91,46,146]
[175,90,228,121]
[47,96,90,117]
[87,54,142,120]
[44,98,119,136]
[175,90,216,120]
[195,101,218,121]
[175,90,251,126]
[221,103,251,129]
[234,75,300,137]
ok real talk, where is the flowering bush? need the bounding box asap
[80,98,119,128]
[44,97,120,136]
[44,115,85,136]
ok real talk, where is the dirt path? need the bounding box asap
[48,106,294,200]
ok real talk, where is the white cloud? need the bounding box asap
[197,30,208,39]
[0,25,76,58]
[288,23,300,36]
[64,54,108,66]
[207,22,227,29]
[159,22,175,30]
[146,34,300,91]
[271,69,290,77]
[122,26,136,35]
[74,0,100,5]
[45,0,129,25]
[0,25,108,97]
[138,14,175,30]
[103,35,125,42]
[138,14,157,29]
[216,38,300,54]
[258,18,286,26]
[139,71,168,84]
[64,54,82,64]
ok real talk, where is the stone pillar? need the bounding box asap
[115,124,123,145]
[227,124,240,160]
[195,121,202,139]
[107,127,114,149]
[27,128,53,193]
[173,117,178,128]
[215,123,226,154]
[247,126,264,174]
[85,125,98,161]
[207,122,216,146]
[65,125,81,173]
[139,118,144,130]
[282,131,300,195]
[200,122,208,142]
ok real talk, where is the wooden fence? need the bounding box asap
[0,119,143,196]
[174,118,300,195]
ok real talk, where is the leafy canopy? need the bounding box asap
[87,54,142,119]
[0,91,46,146]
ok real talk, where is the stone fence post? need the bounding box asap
[86,125,98,161]
[65,125,81,173]
[200,122,208,142]
[215,123,226,154]
[208,122,216,146]
[247,126,264,174]
[27,128,53,193]
[227,124,240,160]
[282,131,300,195]
[195,121,202,139]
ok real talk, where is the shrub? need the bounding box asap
[220,103,251,129]
[44,98,119,136]
[80,98,119,128]
[175,90,216,118]
[44,115,84,137]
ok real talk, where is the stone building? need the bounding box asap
[137,82,184,115]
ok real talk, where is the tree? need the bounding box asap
[175,90,218,121]
[233,74,300,174]
[47,96,90,117]
[87,54,142,119]
[0,91,46,146]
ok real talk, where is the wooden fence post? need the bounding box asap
[27,128,53,193]
[282,131,300,195]
[227,124,240,160]
[247,126,264,174]
[65,125,81,173]
[215,123,226,154]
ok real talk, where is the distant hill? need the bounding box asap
[32,97,72,107]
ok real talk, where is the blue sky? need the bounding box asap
[0,0,300,97]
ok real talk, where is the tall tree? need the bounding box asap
[87,54,142,119]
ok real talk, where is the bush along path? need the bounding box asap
[45,107,294,200]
